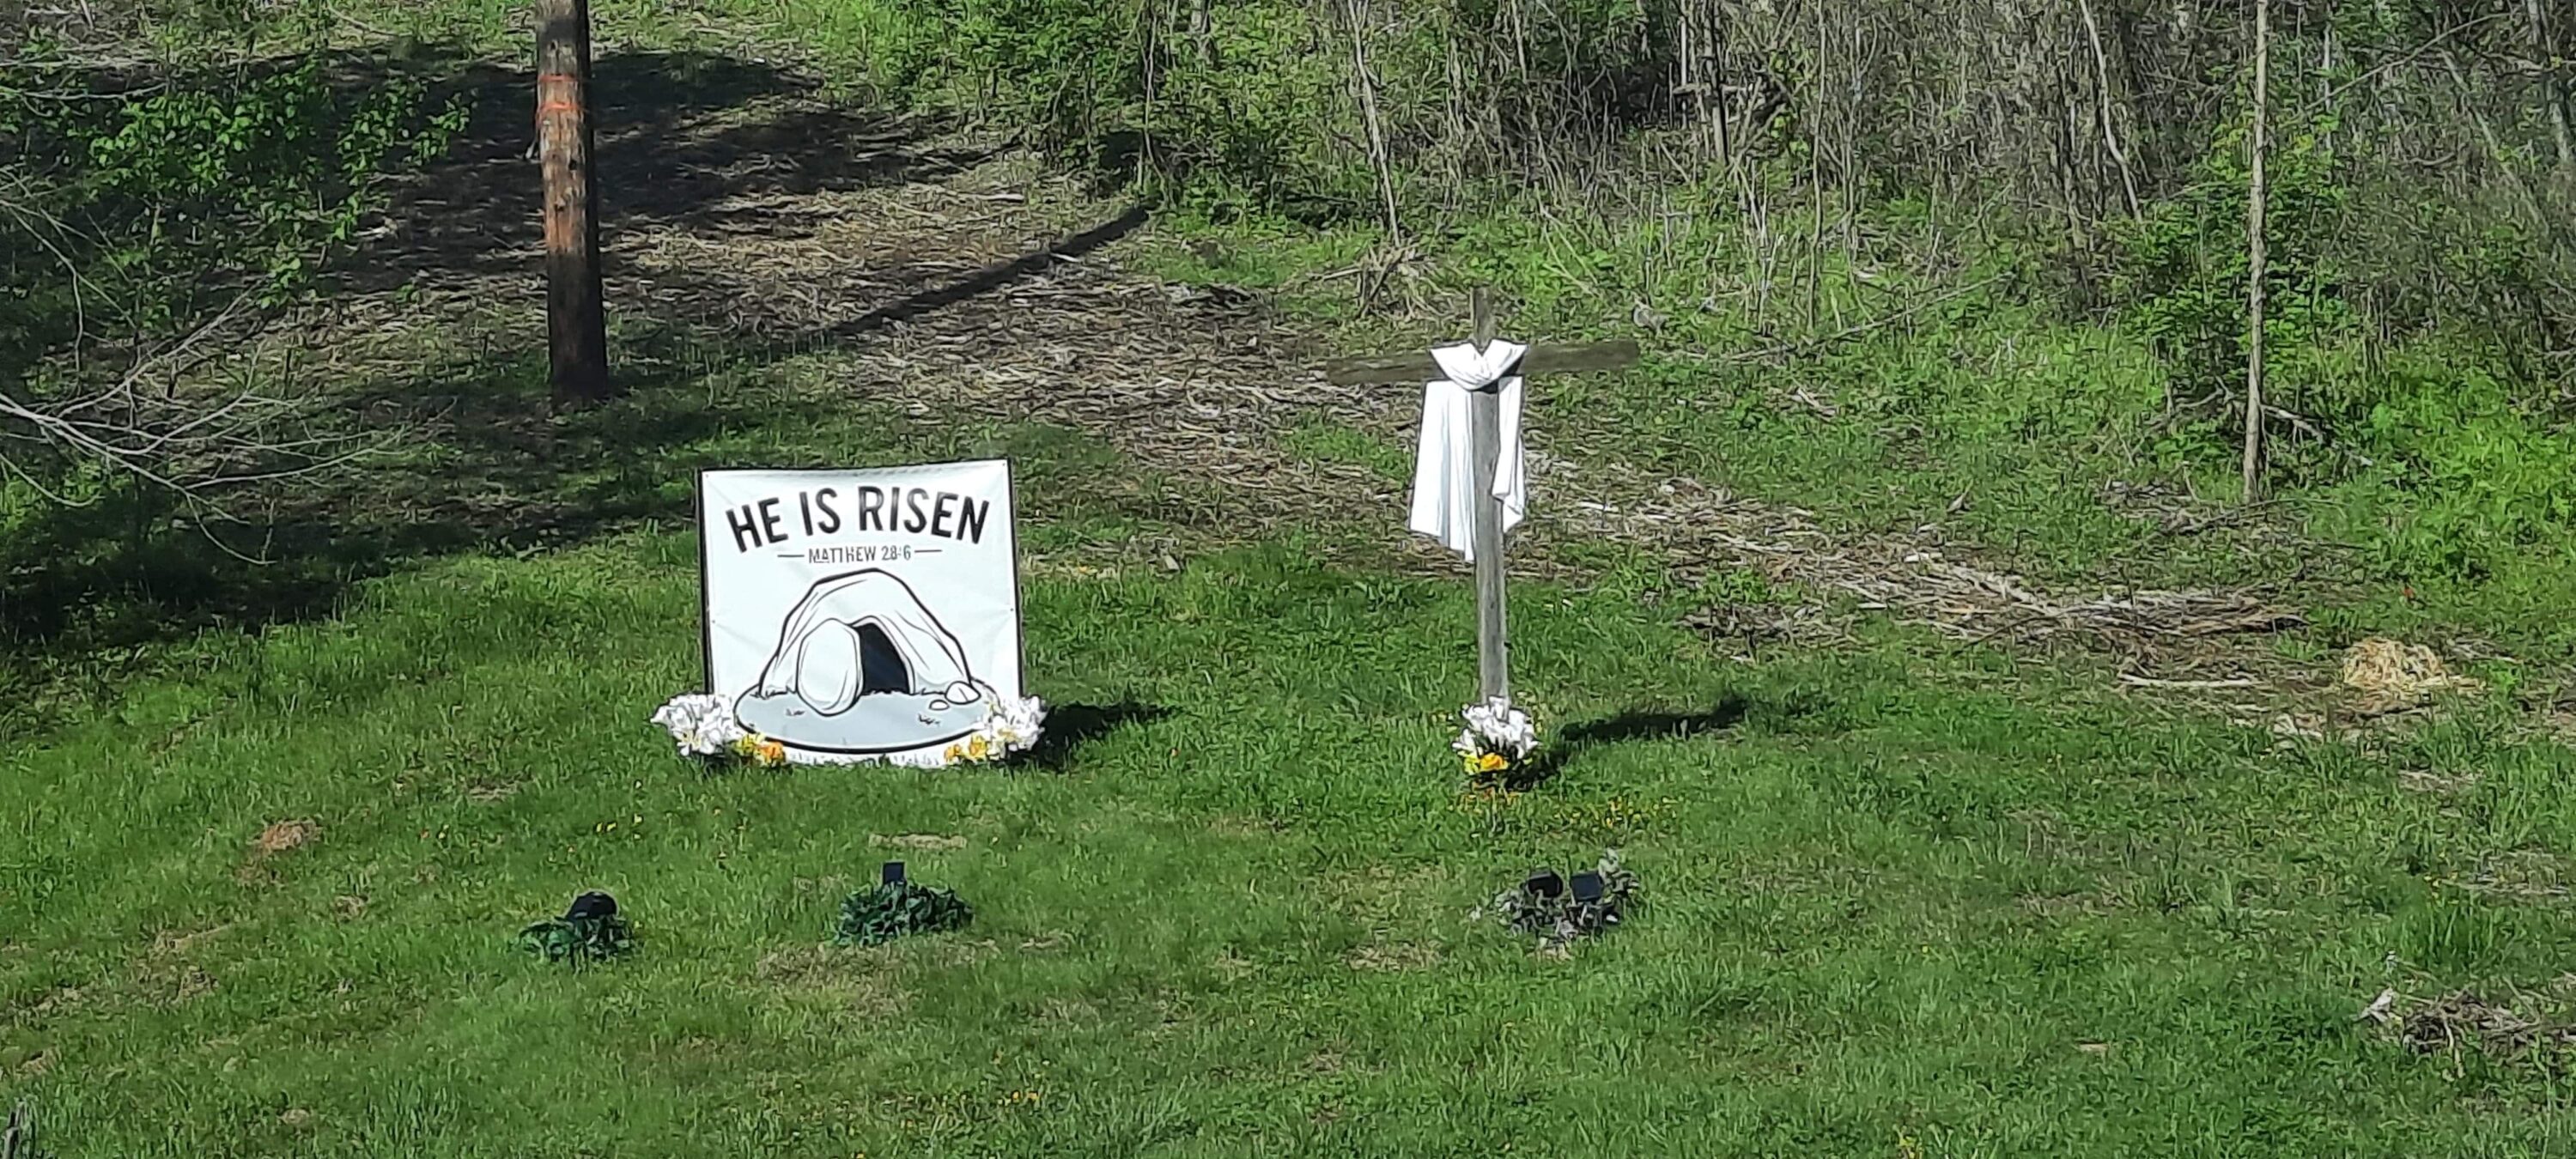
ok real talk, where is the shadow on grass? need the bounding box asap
[0,40,1152,681]
[0,187,1151,671]
[352,47,995,291]
[0,34,1200,752]
[1507,698,1753,788]
[2,47,906,658]
[0,349,793,663]
[826,206,1150,337]
[1026,701,1176,772]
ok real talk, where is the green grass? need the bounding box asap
[1276,417,1410,484]
[13,7,2576,1151]
[6,508,2576,1154]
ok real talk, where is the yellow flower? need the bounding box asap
[1476,752,1509,774]
[942,735,1000,764]
[754,738,787,767]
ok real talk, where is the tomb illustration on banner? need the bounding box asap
[735,568,992,754]
[694,460,1028,765]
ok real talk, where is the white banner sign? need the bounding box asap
[697,460,1021,764]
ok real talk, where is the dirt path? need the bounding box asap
[361,66,2309,686]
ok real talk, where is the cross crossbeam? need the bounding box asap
[1321,339,1642,386]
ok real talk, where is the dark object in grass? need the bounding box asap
[5,1100,47,1159]
[835,877,973,948]
[1479,852,1636,951]
[516,892,635,965]
[882,860,906,885]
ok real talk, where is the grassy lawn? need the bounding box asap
[9,7,2576,1154]
[6,464,2575,1154]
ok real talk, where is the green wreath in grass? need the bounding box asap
[516,892,634,965]
[835,872,974,948]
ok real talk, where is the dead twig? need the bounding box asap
[2117,673,2261,689]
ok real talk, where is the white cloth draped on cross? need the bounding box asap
[1321,288,1637,701]
[1407,340,1529,561]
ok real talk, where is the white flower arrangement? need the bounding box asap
[650,693,787,769]
[1454,696,1539,777]
[939,694,1048,766]
[651,691,1048,770]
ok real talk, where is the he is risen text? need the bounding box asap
[723,485,991,553]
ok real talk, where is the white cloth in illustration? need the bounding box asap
[1406,340,1528,561]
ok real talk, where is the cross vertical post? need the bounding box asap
[1467,288,1510,702]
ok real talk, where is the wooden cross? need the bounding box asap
[1322,289,1640,702]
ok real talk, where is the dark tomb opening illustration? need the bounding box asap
[733,569,996,754]
[852,622,912,697]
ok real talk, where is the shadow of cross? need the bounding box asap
[1321,289,1640,702]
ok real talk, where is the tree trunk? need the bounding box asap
[1345,0,1402,240]
[1709,3,1735,173]
[537,0,611,407]
[1806,0,1828,331]
[2243,0,2269,503]
[2529,0,2576,183]
[2050,52,2096,306]
[2109,0,2162,178]
[1684,1,1735,167]
[2078,0,2142,217]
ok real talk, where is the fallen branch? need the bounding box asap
[0,292,390,520]
[2117,673,2260,689]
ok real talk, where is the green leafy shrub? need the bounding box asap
[2342,359,2576,581]
[1,10,465,485]
[878,0,1147,143]
[2112,112,2353,458]
[17,51,466,338]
